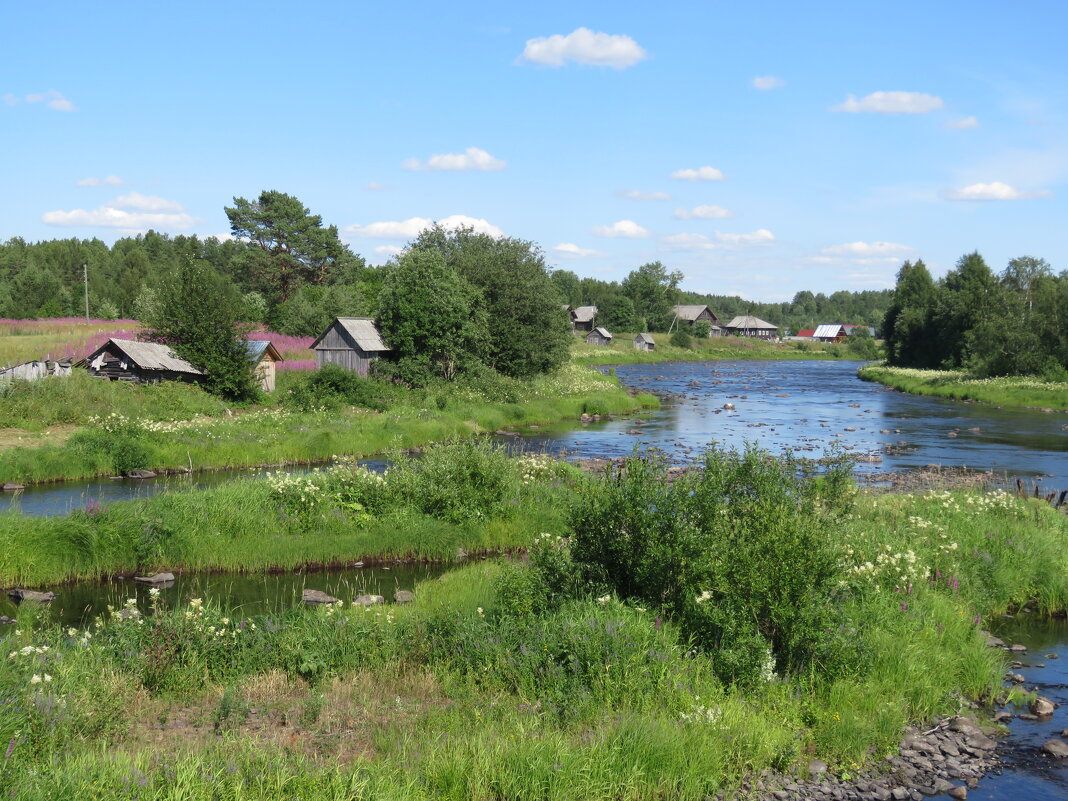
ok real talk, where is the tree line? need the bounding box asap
[882,253,1068,379]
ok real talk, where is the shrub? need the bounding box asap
[669,330,693,349]
[692,321,712,339]
[68,427,153,476]
[285,364,399,412]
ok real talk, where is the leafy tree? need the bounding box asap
[143,259,259,401]
[407,225,571,377]
[602,295,637,332]
[622,261,683,331]
[933,252,999,368]
[846,326,879,360]
[272,283,364,337]
[692,321,712,339]
[550,269,582,305]
[376,248,488,383]
[225,190,360,303]
[883,260,938,367]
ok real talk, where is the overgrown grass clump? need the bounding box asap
[1,447,1064,799]
[859,363,1068,411]
[572,334,857,365]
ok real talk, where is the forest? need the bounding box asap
[0,192,893,338]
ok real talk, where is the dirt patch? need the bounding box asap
[0,425,76,450]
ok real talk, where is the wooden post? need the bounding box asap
[83,263,89,321]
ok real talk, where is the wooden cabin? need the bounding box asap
[0,360,72,382]
[570,305,598,332]
[246,341,283,392]
[311,317,390,376]
[723,315,779,340]
[633,333,655,351]
[586,327,613,346]
[672,305,722,335]
[80,338,204,384]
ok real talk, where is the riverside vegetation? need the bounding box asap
[0,442,1065,799]
[858,364,1068,412]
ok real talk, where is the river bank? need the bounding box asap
[1,450,1064,801]
[858,364,1068,413]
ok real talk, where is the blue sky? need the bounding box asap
[3,1,1066,300]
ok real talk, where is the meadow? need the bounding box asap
[0,445,1063,800]
[572,333,857,365]
[859,364,1068,412]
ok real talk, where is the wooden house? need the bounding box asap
[80,338,204,384]
[633,333,655,351]
[585,327,613,346]
[672,305,722,335]
[723,315,779,340]
[570,305,598,332]
[246,341,283,392]
[311,317,390,376]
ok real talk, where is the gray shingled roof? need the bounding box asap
[571,305,597,323]
[634,333,655,344]
[590,327,612,339]
[724,315,778,330]
[672,304,712,322]
[96,339,203,375]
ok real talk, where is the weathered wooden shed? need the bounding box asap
[723,315,779,340]
[310,317,390,376]
[633,332,655,351]
[672,305,722,335]
[0,360,72,382]
[246,341,283,392]
[80,338,204,384]
[586,327,613,346]
[570,305,598,332]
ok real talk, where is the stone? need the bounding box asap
[872,788,891,801]
[964,733,996,751]
[127,469,157,479]
[1,482,25,492]
[353,594,384,606]
[808,759,828,777]
[1008,643,1027,653]
[947,786,967,800]
[993,711,1012,723]
[134,572,175,585]
[723,403,735,410]
[301,589,339,605]
[393,590,415,604]
[1030,696,1056,717]
[984,634,1004,648]
[891,788,910,800]
[1006,673,1026,684]
[1041,739,1068,759]
[0,615,15,624]
[7,588,56,603]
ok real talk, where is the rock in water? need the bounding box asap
[1041,739,1068,759]
[302,589,340,605]
[354,594,384,606]
[134,572,175,585]
[1030,696,1056,717]
[393,590,415,604]
[2,482,25,492]
[7,589,56,603]
[126,469,157,479]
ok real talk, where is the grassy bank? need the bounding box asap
[859,364,1068,412]
[573,333,859,366]
[0,364,657,484]
[0,449,1064,800]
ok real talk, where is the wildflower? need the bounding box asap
[148,588,161,599]
[30,675,41,685]
[695,590,713,604]
[476,607,484,618]
[43,674,52,683]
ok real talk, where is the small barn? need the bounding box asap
[0,360,72,382]
[586,327,613,346]
[813,324,849,343]
[723,315,779,339]
[81,338,204,384]
[633,333,655,351]
[246,341,283,392]
[672,305,721,335]
[570,306,598,332]
[311,317,390,376]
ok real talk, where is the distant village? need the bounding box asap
[1,305,876,388]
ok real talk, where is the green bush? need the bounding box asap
[669,330,693,349]
[285,364,400,412]
[692,321,712,339]
[68,428,153,476]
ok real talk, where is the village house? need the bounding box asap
[671,304,722,335]
[80,338,204,384]
[812,324,876,343]
[633,333,655,351]
[246,340,283,392]
[311,317,390,376]
[723,314,780,340]
[569,305,598,332]
[585,327,613,346]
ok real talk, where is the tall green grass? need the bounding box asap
[572,335,857,366]
[859,364,1068,411]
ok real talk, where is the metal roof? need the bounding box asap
[245,340,283,362]
[672,304,712,322]
[796,329,816,337]
[813,324,845,339]
[94,339,203,375]
[312,318,390,352]
[571,305,597,323]
[724,315,778,330]
[634,332,655,344]
[590,327,612,338]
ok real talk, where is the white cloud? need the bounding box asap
[111,192,185,212]
[3,93,18,106]
[22,89,75,112]
[948,181,1052,201]
[518,27,647,68]
[664,229,774,250]
[947,116,979,130]
[673,204,733,220]
[76,175,125,187]
[363,181,392,191]
[616,188,670,201]
[373,245,404,257]
[820,241,912,257]
[670,166,726,181]
[345,214,504,239]
[592,219,650,238]
[752,75,785,90]
[831,91,943,114]
[552,242,606,258]
[42,206,197,230]
[207,233,233,242]
[402,146,506,172]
